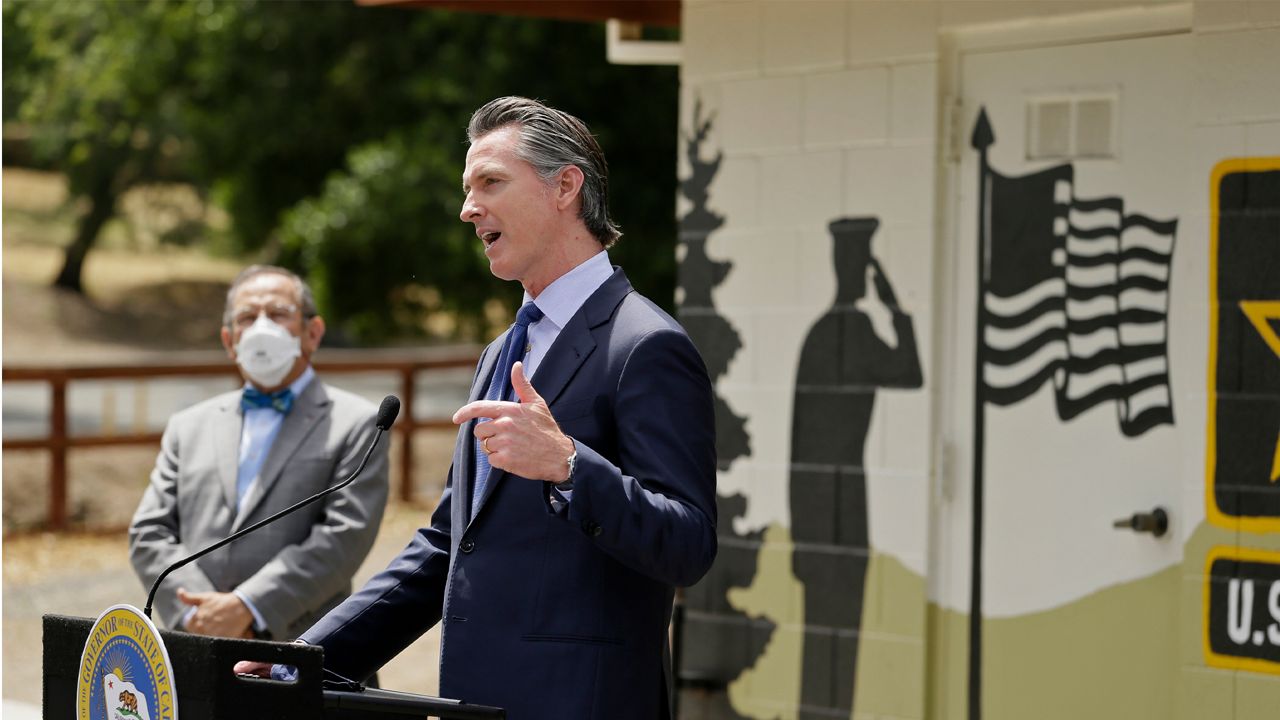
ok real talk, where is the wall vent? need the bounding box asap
[1026,94,1118,160]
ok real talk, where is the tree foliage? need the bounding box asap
[5,0,233,290]
[5,1,677,342]
[277,13,679,342]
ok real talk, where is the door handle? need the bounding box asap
[1112,507,1168,538]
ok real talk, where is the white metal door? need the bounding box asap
[939,26,1192,720]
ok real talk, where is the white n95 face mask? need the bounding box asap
[235,315,302,388]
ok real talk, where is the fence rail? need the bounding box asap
[2,347,481,531]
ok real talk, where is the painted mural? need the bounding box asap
[675,98,928,720]
[790,216,922,717]
[962,105,1172,707]
[1204,157,1280,676]
[672,6,1280,720]
[969,108,1177,435]
[965,106,1178,719]
[677,100,770,720]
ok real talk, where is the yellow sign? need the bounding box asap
[1204,546,1280,675]
[1205,156,1280,531]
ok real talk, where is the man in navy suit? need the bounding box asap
[242,97,718,718]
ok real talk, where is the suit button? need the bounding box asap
[582,521,602,537]
[459,539,475,553]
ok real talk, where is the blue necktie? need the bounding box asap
[473,302,544,515]
[241,387,294,414]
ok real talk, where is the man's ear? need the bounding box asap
[302,315,326,355]
[220,326,236,360]
[554,165,585,211]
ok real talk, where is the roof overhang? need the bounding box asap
[355,0,681,28]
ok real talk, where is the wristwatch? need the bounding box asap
[559,443,578,489]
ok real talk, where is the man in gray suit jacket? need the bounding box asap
[129,265,389,641]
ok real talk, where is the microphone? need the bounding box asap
[374,395,401,431]
[143,395,401,621]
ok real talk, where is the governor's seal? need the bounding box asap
[76,604,177,720]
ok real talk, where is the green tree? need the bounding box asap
[6,2,677,342]
[277,14,678,342]
[5,0,234,291]
[5,0,432,291]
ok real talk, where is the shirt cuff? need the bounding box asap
[272,639,307,682]
[548,483,573,513]
[232,589,268,633]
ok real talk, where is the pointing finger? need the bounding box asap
[453,400,518,425]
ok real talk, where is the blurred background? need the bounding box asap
[2,0,680,711]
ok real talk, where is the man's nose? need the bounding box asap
[460,195,482,222]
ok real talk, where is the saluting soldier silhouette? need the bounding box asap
[789,217,922,719]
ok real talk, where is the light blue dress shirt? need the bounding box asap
[521,250,613,379]
[236,365,315,511]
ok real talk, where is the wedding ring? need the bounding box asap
[482,437,492,454]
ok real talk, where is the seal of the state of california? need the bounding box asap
[76,604,177,720]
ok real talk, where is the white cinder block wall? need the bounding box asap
[681,0,942,553]
[678,2,948,718]
[677,2,1280,720]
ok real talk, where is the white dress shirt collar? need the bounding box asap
[523,250,613,329]
[519,250,612,381]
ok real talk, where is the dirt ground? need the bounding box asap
[2,168,446,706]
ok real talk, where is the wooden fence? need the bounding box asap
[2,347,480,530]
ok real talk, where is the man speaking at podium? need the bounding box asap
[252,97,718,719]
[130,265,390,642]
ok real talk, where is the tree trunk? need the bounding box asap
[54,183,116,293]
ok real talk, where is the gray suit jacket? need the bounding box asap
[128,377,389,640]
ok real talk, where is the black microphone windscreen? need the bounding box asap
[376,395,401,430]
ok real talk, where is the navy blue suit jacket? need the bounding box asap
[300,269,718,719]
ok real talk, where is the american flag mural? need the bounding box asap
[965,107,1178,720]
[979,161,1177,435]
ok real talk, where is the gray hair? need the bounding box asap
[467,96,622,247]
[222,265,318,327]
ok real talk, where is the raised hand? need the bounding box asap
[869,257,900,310]
[452,361,575,484]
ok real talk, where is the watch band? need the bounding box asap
[559,441,578,489]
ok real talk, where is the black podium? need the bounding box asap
[43,614,503,719]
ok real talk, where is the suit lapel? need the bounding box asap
[216,395,243,513]
[527,310,595,408]
[232,379,329,531]
[468,269,633,524]
[526,267,634,411]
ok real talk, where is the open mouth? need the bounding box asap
[481,231,502,247]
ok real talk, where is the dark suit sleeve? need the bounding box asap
[297,470,454,681]
[564,327,718,587]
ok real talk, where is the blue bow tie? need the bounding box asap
[241,387,294,414]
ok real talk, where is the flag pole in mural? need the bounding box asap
[968,109,992,720]
[967,107,1178,720]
